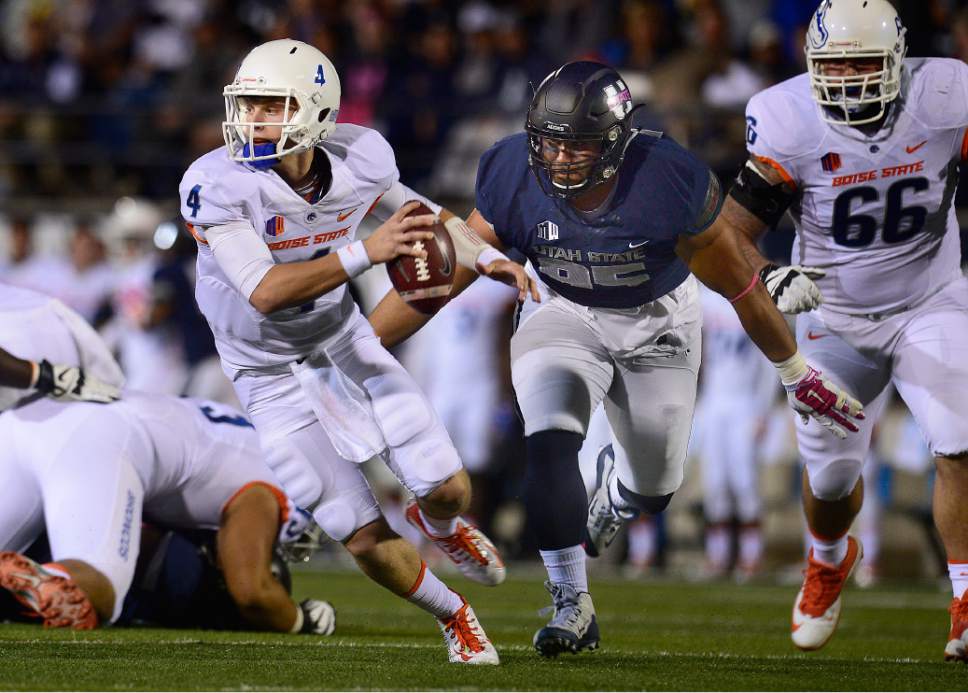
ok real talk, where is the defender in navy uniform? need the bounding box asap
[369,61,864,657]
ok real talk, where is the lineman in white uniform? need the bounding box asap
[0,393,335,635]
[724,0,968,657]
[178,39,535,665]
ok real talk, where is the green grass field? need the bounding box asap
[0,566,963,690]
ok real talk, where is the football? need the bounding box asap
[386,201,456,315]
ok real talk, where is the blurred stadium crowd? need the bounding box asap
[0,0,962,582]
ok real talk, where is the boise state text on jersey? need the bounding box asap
[475,132,722,309]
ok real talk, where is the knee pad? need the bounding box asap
[261,436,324,511]
[807,457,863,501]
[365,372,433,447]
[617,481,673,514]
[383,427,463,498]
[312,488,381,544]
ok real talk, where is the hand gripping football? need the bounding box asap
[386,201,456,315]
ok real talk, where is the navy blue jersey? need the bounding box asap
[475,132,722,309]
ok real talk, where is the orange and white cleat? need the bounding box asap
[944,595,968,662]
[405,499,506,586]
[0,552,97,629]
[791,536,862,651]
[437,597,500,665]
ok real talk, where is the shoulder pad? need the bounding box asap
[324,124,398,187]
[745,75,823,161]
[475,133,529,225]
[902,58,968,131]
[178,147,250,227]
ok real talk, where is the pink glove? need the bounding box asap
[774,354,864,439]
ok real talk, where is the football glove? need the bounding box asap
[774,353,864,439]
[299,598,336,636]
[760,263,825,314]
[32,359,120,404]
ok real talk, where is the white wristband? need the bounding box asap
[475,246,508,272]
[290,604,305,633]
[337,240,372,278]
[772,350,810,387]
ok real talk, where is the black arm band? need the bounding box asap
[727,161,795,227]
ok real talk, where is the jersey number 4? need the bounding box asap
[186,184,202,218]
[832,177,928,247]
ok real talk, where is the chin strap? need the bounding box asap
[242,141,281,170]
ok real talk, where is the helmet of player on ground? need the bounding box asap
[525,61,637,199]
[222,39,341,169]
[805,0,907,126]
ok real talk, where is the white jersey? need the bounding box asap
[179,124,404,375]
[0,283,125,411]
[745,58,968,315]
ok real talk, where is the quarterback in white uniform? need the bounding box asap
[724,0,968,658]
[177,39,535,665]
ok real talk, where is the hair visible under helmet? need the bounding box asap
[222,39,341,169]
[805,0,907,126]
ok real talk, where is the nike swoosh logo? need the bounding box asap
[906,140,927,154]
[336,207,359,222]
[629,240,650,249]
[806,331,826,340]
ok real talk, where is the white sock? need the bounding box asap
[949,562,968,600]
[705,524,731,569]
[810,532,847,567]
[418,507,459,538]
[540,545,588,593]
[738,525,763,568]
[406,562,463,619]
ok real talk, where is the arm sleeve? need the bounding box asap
[368,180,442,222]
[687,169,724,235]
[204,222,276,300]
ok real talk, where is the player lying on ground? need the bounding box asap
[0,392,334,635]
[724,0,968,660]
[369,60,864,657]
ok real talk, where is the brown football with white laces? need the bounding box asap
[386,201,456,315]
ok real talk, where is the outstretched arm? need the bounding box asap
[0,346,119,403]
[676,216,863,439]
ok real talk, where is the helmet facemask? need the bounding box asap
[807,51,902,125]
[804,0,907,126]
[222,86,329,170]
[526,123,629,199]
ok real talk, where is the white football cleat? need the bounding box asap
[405,499,506,586]
[437,597,500,665]
[944,595,968,662]
[533,581,600,658]
[584,444,637,557]
[791,536,862,651]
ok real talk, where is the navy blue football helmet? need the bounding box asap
[526,61,638,199]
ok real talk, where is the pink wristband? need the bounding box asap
[729,273,760,304]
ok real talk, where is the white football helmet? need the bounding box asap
[805,0,907,126]
[223,39,341,166]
